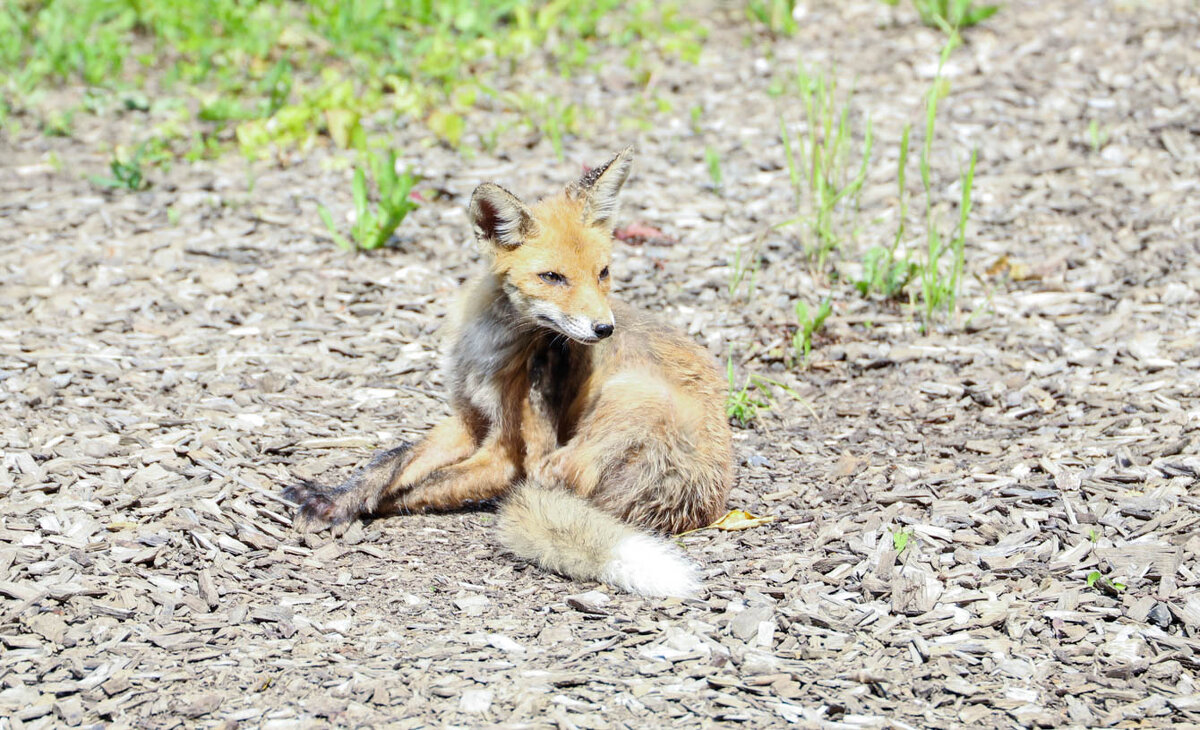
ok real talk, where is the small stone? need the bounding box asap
[741,649,780,675]
[729,605,773,641]
[746,453,770,468]
[566,591,610,614]
[1147,602,1171,629]
[180,694,222,718]
[54,696,84,727]
[538,624,573,645]
[487,634,525,653]
[453,594,490,616]
[370,682,390,706]
[200,269,239,294]
[460,689,492,714]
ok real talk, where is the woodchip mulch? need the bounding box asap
[1,1,1198,726]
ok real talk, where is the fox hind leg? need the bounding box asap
[285,412,481,532]
[384,435,521,513]
[284,443,414,533]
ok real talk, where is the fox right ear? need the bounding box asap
[470,183,533,249]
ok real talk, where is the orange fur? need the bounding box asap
[285,148,733,596]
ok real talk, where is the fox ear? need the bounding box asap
[571,146,633,228]
[470,183,534,249]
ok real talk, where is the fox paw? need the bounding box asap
[282,481,351,534]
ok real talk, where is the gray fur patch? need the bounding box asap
[447,292,531,425]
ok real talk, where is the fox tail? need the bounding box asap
[497,482,700,598]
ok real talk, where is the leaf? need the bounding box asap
[325,109,360,149]
[428,110,464,147]
[614,222,673,245]
[706,509,776,531]
[1086,570,1101,587]
[317,204,352,251]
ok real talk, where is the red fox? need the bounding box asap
[285,148,733,597]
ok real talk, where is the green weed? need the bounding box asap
[92,153,147,191]
[725,354,772,428]
[1085,570,1125,594]
[855,125,917,299]
[705,146,723,192]
[891,527,914,553]
[689,104,704,135]
[882,0,999,33]
[41,109,73,137]
[512,94,580,160]
[728,243,762,301]
[915,50,978,328]
[857,246,917,299]
[778,66,874,269]
[319,150,419,251]
[747,0,798,35]
[90,140,170,191]
[792,298,832,367]
[1087,119,1108,153]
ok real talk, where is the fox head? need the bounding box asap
[469,148,633,344]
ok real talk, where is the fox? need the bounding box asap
[284,147,733,597]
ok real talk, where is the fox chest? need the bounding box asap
[446,313,530,428]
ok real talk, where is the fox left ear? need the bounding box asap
[570,147,633,229]
[470,182,534,249]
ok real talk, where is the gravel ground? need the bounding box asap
[2,1,1199,727]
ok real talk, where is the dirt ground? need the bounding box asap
[2,1,1199,727]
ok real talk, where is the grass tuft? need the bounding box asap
[319,149,420,251]
[778,65,874,270]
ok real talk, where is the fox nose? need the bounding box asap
[593,322,614,339]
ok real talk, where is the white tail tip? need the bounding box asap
[602,533,700,598]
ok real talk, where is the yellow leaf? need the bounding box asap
[325,108,361,149]
[428,110,464,147]
[707,509,776,531]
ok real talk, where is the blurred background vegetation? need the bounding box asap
[0,0,706,160]
[0,0,991,161]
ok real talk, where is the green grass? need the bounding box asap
[778,65,874,270]
[705,145,723,192]
[725,354,771,427]
[319,149,420,251]
[727,242,761,302]
[1,1,702,157]
[914,44,978,328]
[855,124,917,299]
[746,0,798,35]
[847,40,979,326]
[882,0,1000,34]
[1087,119,1109,153]
[89,139,172,191]
[792,298,832,367]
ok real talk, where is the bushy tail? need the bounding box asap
[498,482,700,598]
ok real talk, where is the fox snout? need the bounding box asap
[551,310,615,344]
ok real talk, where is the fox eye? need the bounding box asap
[599,267,609,281]
[539,271,567,285]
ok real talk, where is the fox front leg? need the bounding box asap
[522,346,563,468]
[522,345,577,487]
[285,413,480,532]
